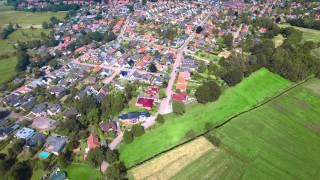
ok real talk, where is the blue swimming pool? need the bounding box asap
[39,151,50,159]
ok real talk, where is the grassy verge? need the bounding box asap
[118,68,291,167]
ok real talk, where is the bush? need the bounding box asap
[221,69,244,86]
[185,129,196,139]
[172,101,186,115]
[205,122,215,130]
[87,148,105,168]
[132,125,145,137]
[156,114,165,124]
[123,130,133,144]
[205,134,221,147]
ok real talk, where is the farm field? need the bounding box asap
[185,78,320,180]
[279,24,320,42]
[128,137,215,180]
[119,68,291,167]
[0,57,17,86]
[65,163,102,180]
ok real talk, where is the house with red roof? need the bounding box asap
[176,72,188,92]
[136,97,154,110]
[87,133,100,150]
[172,92,187,103]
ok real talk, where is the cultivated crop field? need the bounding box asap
[129,137,215,180]
[183,78,320,180]
[119,68,292,167]
[172,149,246,180]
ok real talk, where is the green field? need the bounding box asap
[279,24,320,42]
[65,163,102,180]
[0,10,66,29]
[119,68,291,167]
[175,78,320,179]
[0,57,17,86]
[0,9,65,86]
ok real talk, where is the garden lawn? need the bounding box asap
[0,57,17,86]
[119,68,291,167]
[65,163,102,180]
[207,78,320,180]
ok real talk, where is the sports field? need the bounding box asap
[174,78,320,179]
[65,163,102,180]
[129,137,215,180]
[119,68,291,167]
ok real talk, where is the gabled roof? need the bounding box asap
[136,98,154,109]
[172,92,187,102]
[87,133,100,149]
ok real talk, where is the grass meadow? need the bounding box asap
[0,10,66,29]
[119,68,291,167]
[173,78,320,180]
[279,24,320,42]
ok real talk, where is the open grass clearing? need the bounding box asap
[64,163,102,180]
[119,68,291,167]
[129,137,215,180]
[279,24,320,42]
[9,28,51,41]
[0,57,17,86]
[0,10,66,29]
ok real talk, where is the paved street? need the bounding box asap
[158,13,212,115]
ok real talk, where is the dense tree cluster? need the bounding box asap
[219,27,320,84]
[0,23,15,39]
[158,26,178,41]
[15,44,30,72]
[288,17,320,30]
[68,31,116,52]
[195,81,221,104]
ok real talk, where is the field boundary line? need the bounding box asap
[126,76,314,170]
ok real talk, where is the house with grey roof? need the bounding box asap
[44,135,67,156]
